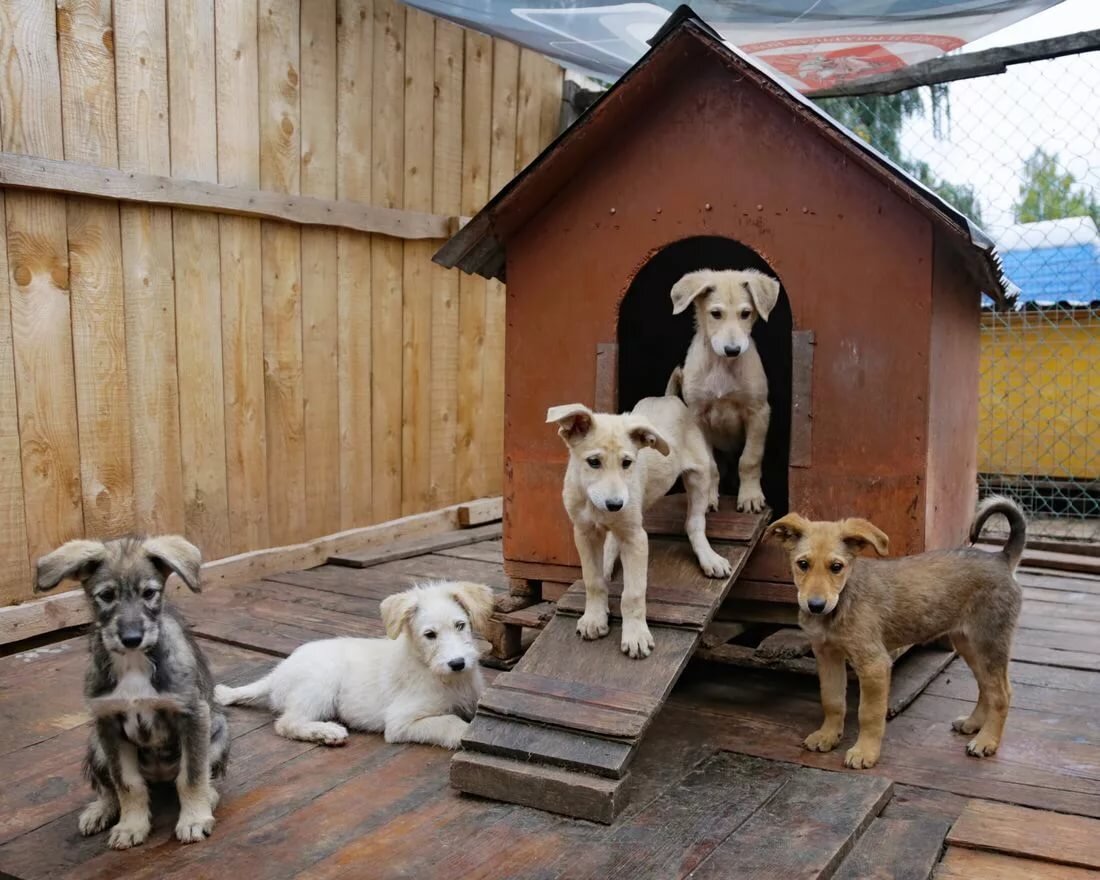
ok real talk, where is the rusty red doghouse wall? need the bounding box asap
[499,47,980,585]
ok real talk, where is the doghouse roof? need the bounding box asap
[435,5,1016,307]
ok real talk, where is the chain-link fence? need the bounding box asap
[814,43,1100,544]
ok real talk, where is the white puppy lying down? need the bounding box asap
[214,580,493,749]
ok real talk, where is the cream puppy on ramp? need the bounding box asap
[215,581,493,749]
[666,268,780,514]
[548,397,732,659]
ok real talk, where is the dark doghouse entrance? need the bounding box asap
[617,236,792,516]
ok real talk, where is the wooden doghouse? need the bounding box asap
[436,6,1014,822]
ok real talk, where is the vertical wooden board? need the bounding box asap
[259,0,306,545]
[171,212,230,558]
[168,0,229,559]
[482,39,519,497]
[0,0,65,158]
[456,30,492,501]
[537,52,564,145]
[301,0,341,537]
[515,48,546,171]
[1,2,83,567]
[335,0,373,528]
[428,19,464,508]
[400,8,435,516]
[0,192,31,604]
[57,0,135,538]
[114,0,184,535]
[216,0,268,554]
[370,0,405,522]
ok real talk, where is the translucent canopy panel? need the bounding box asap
[405,0,1066,89]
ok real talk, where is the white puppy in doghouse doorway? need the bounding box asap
[666,268,780,514]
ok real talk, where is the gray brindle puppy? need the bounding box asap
[35,535,228,850]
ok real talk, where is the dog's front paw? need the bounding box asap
[442,718,470,749]
[737,487,766,514]
[965,732,1000,758]
[621,620,655,659]
[802,727,841,753]
[843,740,880,769]
[176,809,215,844]
[576,610,610,640]
[108,816,151,850]
[697,547,733,579]
[952,713,983,735]
[78,799,118,836]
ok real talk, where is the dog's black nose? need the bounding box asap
[448,658,466,671]
[119,631,143,649]
[724,344,741,358]
[605,499,624,512]
[806,598,828,615]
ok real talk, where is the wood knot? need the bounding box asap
[102,28,115,54]
[13,266,31,287]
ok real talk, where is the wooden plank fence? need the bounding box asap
[0,0,563,606]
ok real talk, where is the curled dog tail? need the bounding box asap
[969,495,1027,572]
[214,674,273,707]
[666,365,684,399]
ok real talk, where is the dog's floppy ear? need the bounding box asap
[670,270,715,315]
[35,540,108,593]
[143,535,203,592]
[765,513,810,549]
[839,519,890,557]
[742,271,780,322]
[627,419,671,456]
[381,590,419,640]
[450,581,494,633]
[547,404,595,446]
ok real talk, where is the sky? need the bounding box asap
[901,0,1100,233]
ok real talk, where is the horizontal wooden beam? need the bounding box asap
[0,152,469,240]
[809,29,1100,98]
[0,497,502,646]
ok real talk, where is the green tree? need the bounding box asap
[1013,147,1100,226]
[814,89,983,224]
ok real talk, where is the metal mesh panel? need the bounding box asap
[813,48,1100,543]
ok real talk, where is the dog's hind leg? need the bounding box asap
[273,689,349,746]
[962,633,1013,758]
[682,468,733,578]
[949,631,989,735]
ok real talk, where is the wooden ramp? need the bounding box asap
[452,504,768,822]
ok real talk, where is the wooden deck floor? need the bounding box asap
[1,535,1099,879]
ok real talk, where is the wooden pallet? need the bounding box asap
[451,507,768,823]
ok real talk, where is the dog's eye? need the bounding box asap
[829,561,844,574]
[455,621,466,631]
[142,587,158,601]
[98,589,117,604]
[424,630,437,640]
[709,309,722,319]
[586,456,601,469]
[796,559,810,571]
[740,309,752,320]
[622,458,632,469]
